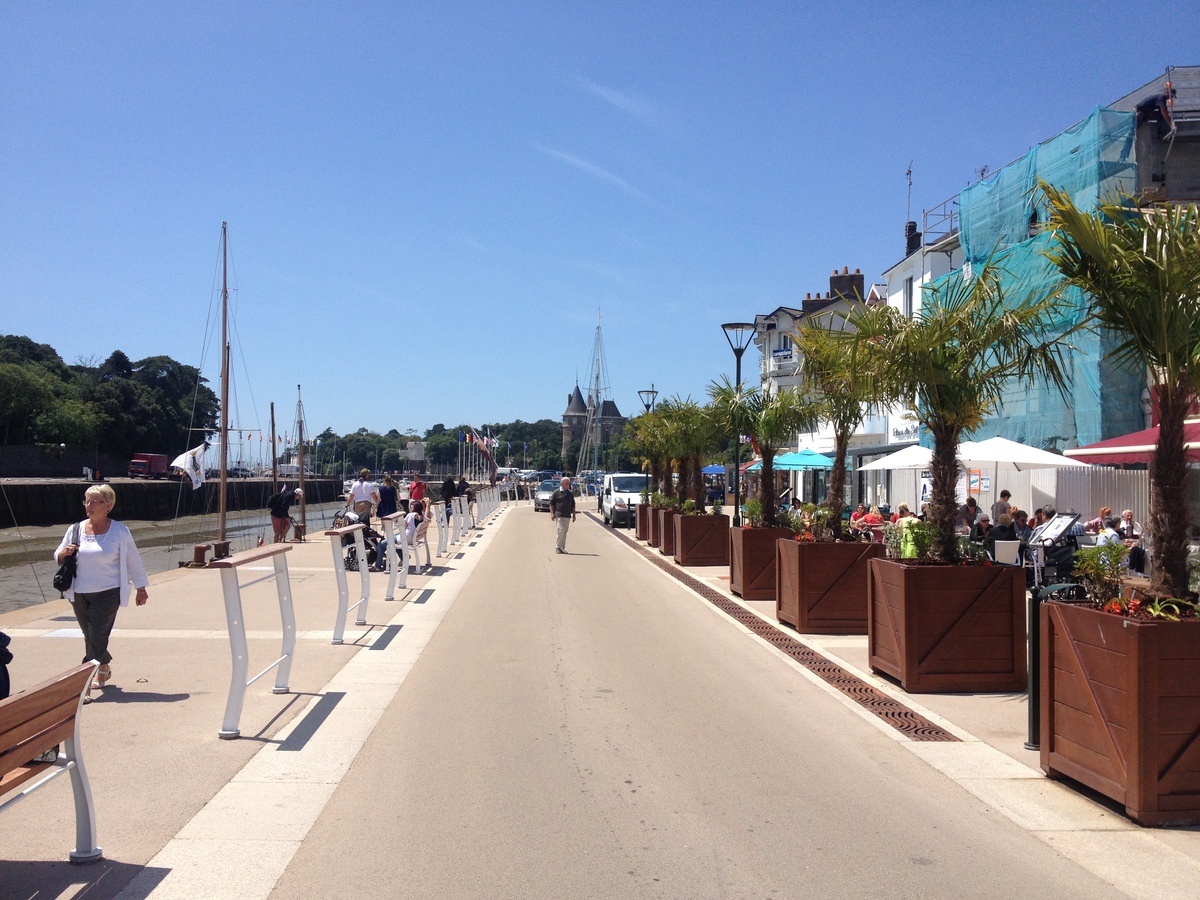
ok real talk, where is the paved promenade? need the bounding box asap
[1,504,1198,898]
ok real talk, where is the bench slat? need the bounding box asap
[0,699,81,777]
[0,665,92,735]
[0,761,53,795]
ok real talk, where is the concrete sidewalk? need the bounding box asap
[2,504,1199,898]
[0,504,506,899]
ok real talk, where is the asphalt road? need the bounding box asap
[269,507,1118,899]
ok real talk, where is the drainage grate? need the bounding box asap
[592,514,958,743]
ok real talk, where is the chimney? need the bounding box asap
[905,221,922,256]
[829,266,865,301]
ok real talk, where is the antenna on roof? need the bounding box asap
[906,161,913,222]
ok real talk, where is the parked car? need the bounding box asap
[601,473,649,527]
[534,480,558,512]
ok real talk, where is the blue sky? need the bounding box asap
[2,3,1195,442]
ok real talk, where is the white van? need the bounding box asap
[601,472,649,528]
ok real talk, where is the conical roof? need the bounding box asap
[564,385,587,415]
[599,399,622,419]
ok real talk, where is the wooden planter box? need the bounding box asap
[777,540,885,633]
[1041,601,1200,825]
[730,527,793,600]
[673,514,730,567]
[867,558,1026,693]
[636,504,651,541]
[657,509,678,557]
[648,506,665,547]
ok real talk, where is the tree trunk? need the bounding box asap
[929,427,961,562]
[823,430,849,539]
[1151,378,1192,597]
[691,452,705,508]
[760,448,781,527]
[663,458,677,499]
[677,456,691,504]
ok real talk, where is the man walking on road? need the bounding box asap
[550,476,577,554]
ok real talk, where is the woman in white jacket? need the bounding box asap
[54,483,149,691]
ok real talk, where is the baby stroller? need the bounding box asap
[332,509,383,571]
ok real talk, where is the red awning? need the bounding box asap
[1064,422,1200,465]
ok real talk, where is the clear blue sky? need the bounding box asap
[2,3,1195,441]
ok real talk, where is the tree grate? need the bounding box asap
[593,514,959,743]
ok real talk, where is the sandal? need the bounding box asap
[96,664,111,688]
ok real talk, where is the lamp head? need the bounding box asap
[722,322,757,356]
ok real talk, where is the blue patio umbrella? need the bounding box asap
[749,449,833,471]
[701,464,725,474]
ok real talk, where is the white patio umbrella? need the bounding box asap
[857,444,933,471]
[957,436,1089,472]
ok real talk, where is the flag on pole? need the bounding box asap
[171,442,208,490]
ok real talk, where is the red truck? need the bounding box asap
[128,453,169,479]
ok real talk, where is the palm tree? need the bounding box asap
[665,397,719,506]
[708,378,820,527]
[829,263,1073,561]
[633,407,668,497]
[1043,185,1200,597]
[793,317,877,537]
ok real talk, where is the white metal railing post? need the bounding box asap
[433,501,448,557]
[212,544,295,739]
[380,511,408,599]
[324,523,369,644]
[450,497,461,543]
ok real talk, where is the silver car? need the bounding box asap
[534,480,558,512]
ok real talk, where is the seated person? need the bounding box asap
[849,503,867,525]
[861,505,885,526]
[1117,509,1146,573]
[990,513,1017,543]
[969,514,992,544]
[1012,509,1032,542]
[955,497,979,533]
[1083,506,1112,533]
[1095,515,1123,547]
[890,502,912,524]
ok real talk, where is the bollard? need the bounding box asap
[193,543,212,566]
[1025,589,1041,750]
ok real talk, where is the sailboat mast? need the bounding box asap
[218,221,230,541]
[270,401,279,494]
[296,385,307,535]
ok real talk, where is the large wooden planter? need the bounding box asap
[1041,601,1200,825]
[657,509,678,557]
[636,504,651,541]
[730,527,792,600]
[867,558,1026,693]
[648,506,665,547]
[777,540,885,633]
[673,514,730,567]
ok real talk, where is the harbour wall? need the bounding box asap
[0,477,342,528]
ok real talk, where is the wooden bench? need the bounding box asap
[0,662,102,863]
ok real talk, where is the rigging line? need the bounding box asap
[169,227,226,556]
[0,481,52,605]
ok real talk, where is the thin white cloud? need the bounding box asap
[531,143,665,210]
[577,78,658,126]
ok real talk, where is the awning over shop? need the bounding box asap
[1063,421,1200,465]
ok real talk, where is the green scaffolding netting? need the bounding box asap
[918,106,1143,452]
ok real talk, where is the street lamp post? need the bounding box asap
[638,384,658,493]
[722,322,756,526]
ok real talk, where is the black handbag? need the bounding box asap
[53,522,81,593]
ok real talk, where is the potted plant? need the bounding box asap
[1036,186,1200,824]
[709,380,820,600]
[657,495,681,557]
[674,497,731,567]
[776,504,885,633]
[829,259,1072,692]
[772,316,890,632]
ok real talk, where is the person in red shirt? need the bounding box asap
[409,473,427,505]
